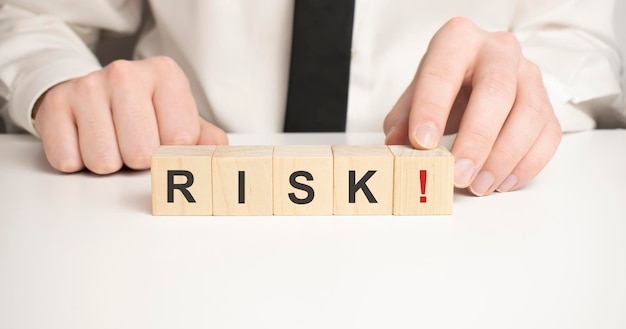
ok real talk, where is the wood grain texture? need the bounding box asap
[212,146,274,216]
[332,145,394,215]
[273,145,333,215]
[151,146,216,216]
[152,144,455,216]
[388,145,454,215]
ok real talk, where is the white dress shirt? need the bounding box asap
[0,0,623,136]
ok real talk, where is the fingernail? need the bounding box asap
[454,159,475,187]
[413,123,438,149]
[470,171,495,196]
[496,174,518,192]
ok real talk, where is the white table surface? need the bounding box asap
[1,130,625,329]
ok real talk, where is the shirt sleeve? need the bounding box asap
[0,1,143,136]
[512,0,623,132]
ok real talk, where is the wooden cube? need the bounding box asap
[332,145,394,215]
[212,146,273,216]
[152,144,456,217]
[273,145,333,215]
[151,145,216,216]
[388,145,454,215]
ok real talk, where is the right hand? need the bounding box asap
[383,18,561,196]
[33,56,228,175]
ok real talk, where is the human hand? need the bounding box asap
[33,56,228,174]
[384,17,562,196]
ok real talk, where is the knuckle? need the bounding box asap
[85,155,123,175]
[104,60,138,89]
[162,120,201,145]
[466,127,494,150]
[517,63,554,121]
[74,72,103,97]
[421,66,459,93]
[43,140,84,173]
[51,157,84,173]
[423,65,453,82]
[493,143,519,166]
[87,160,123,175]
[546,119,563,144]
[200,122,229,145]
[123,151,152,170]
[167,132,197,145]
[481,68,516,98]
[444,17,476,33]
[214,129,229,145]
[150,55,176,66]
[149,56,190,87]
[383,114,400,134]
[162,122,200,145]
[150,56,181,73]
[122,142,158,170]
[106,59,132,72]
[523,151,545,174]
[524,61,542,78]
[519,93,550,120]
[490,31,521,52]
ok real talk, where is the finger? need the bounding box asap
[497,113,561,193]
[144,57,201,145]
[468,61,551,196]
[450,32,522,188]
[408,17,483,150]
[34,87,85,173]
[385,79,471,146]
[198,118,229,145]
[107,61,161,170]
[443,85,472,135]
[72,75,124,175]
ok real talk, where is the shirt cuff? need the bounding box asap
[541,71,597,132]
[8,56,101,137]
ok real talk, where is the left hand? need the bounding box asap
[384,17,562,196]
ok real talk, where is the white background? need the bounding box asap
[1,130,625,329]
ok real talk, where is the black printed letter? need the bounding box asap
[288,171,315,205]
[238,171,245,204]
[167,170,196,203]
[349,170,377,203]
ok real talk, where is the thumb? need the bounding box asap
[197,117,229,145]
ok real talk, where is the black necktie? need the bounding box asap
[283,0,356,132]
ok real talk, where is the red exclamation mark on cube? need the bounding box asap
[420,170,427,203]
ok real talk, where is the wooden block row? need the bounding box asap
[151,145,454,216]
